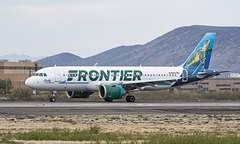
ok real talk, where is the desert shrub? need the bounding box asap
[13,87,33,100]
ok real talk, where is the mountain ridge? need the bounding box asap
[38,52,83,67]
[18,25,240,76]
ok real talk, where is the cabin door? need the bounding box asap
[54,69,61,82]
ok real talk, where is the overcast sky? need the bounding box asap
[0,0,239,58]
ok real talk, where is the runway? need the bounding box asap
[0,101,240,116]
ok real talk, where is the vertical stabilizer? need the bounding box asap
[183,33,216,75]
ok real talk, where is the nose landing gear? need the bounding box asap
[50,97,56,102]
[50,91,57,102]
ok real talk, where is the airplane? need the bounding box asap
[25,33,228,102]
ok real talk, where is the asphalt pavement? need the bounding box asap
[0,101,240,116]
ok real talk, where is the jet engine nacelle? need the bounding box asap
[99,84,125,100]
[66,91,91,98]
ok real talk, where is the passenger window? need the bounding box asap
[39,73,43,77]
[44,73,47,77]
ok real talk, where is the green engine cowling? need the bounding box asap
[99,84,125,99]
[66,91,92,98]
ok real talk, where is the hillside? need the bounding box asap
[38,25,240,74]
[38,52,82,68]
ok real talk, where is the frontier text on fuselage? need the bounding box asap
[67,70,143,81]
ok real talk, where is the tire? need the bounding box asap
[104,98,113,102]
[126,95,135,102]
[126,96,130,102]
[50,97,56,102]
[129,96,135,102]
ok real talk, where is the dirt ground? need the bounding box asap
[1,114,240,135]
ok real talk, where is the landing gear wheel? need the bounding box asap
[126,96,130,102]
[126,95,135,102]
[50,91,57,102]
[104,98,113,102]
[50,97,56,102]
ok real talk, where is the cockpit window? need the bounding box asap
[34,73,47,77]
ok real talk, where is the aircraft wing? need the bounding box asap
[119,78,178,91]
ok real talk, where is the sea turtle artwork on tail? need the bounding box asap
[185,40,212,72]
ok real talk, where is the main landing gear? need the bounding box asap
[50,91,56,102]
[104,98,113,102]
[103,96,136,102]
[126,95,135,102]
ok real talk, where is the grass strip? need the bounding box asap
[147,134,240,144]
[1,127,240,144]
[1,126,142,143]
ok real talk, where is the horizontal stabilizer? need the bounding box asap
[182,71,231,79]
[197,71,231,76]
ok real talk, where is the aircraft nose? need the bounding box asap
[25,77,34,88]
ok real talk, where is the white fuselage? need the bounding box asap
[25,66,183,91]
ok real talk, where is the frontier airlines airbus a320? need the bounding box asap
[25,33,227,102]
